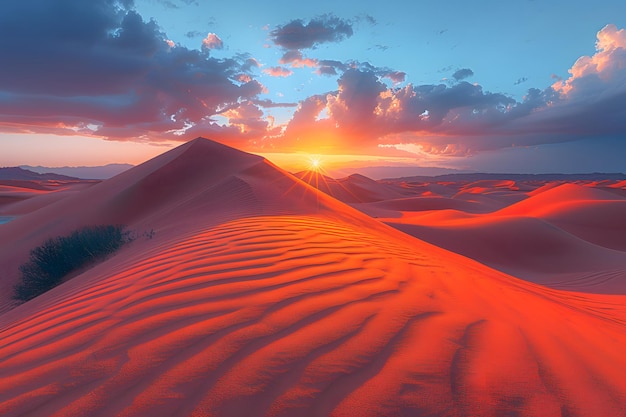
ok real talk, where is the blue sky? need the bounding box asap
[1,0,625,174]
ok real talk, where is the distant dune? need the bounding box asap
[298,173,626,294]
[2,138,626,416]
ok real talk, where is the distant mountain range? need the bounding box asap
[0,167,78,181]
[383,172,626,182]
[20,164,133,179]
[4,163,624,182]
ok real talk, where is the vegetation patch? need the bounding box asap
[14,225,132,303]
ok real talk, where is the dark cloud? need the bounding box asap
[452,68,474,81]
[514,77,528,85]
[0,0,264,142]
[185,30,203,38]
[158,0,198,7]
[368,44,389,52]
[281,68,518,153]
[354,13,377,25]
[381,71,405,84]
[316,59,347,76]
[270,14,353,51]
[252,99,298,108]
[157,0,179,9]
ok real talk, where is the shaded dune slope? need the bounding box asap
[384,183,626,293]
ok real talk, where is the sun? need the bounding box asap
[308,156,323,172]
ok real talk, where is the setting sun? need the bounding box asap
[308,156,322,171]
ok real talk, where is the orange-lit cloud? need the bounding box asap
[553,24,626,95]
[202,33,223,50]
[262,66,294,77]
[279,50,318,68]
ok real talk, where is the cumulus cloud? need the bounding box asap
[0,0,264,142]
[382,71,406,84]
[279,50,318,68]
[552,24,626,97]
[202,33,223,50]
[279,68,516,154]
[276,23,626,157]
[452,68,474,81]
[510,23,626,139]
[269,14,353,51]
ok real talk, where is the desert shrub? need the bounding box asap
[13,225,132,302]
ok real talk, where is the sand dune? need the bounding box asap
[296,172,405,203]
[0,181,97,216]
[0,139,367,311]
[2,138,626,415]
[304,176,626,293]
[3,214,626,416]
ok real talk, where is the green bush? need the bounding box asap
[14,225,132,302]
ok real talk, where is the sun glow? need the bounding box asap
[309,156,323,171]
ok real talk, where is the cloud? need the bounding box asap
[514,77,528,85]
[269,14,353,51]
[2,2,624,165]
[278,50,318,68]
[368,44,389,52]
[157,0,179,9]
[185,30,203,38]
[0,0,264,142]
[452,68,474,81]
[382,71,406,84]
[158,0,198,7]
[316,59,347,76]
[262,66,293,77]
[252,99,298,108]
[354,13,377,26]
[202,33,223,50]
[552,24,626,97]
[278,68,515,153]
[275,24,626,158]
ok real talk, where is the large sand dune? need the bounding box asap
[2,138,626,416]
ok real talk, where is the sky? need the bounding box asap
[1,0,625,175]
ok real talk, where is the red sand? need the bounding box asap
[1,138,626,416]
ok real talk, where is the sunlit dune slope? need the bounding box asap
[3,215,626,416]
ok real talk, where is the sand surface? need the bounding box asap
[2,138,626,416]
[301,175,626,294]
